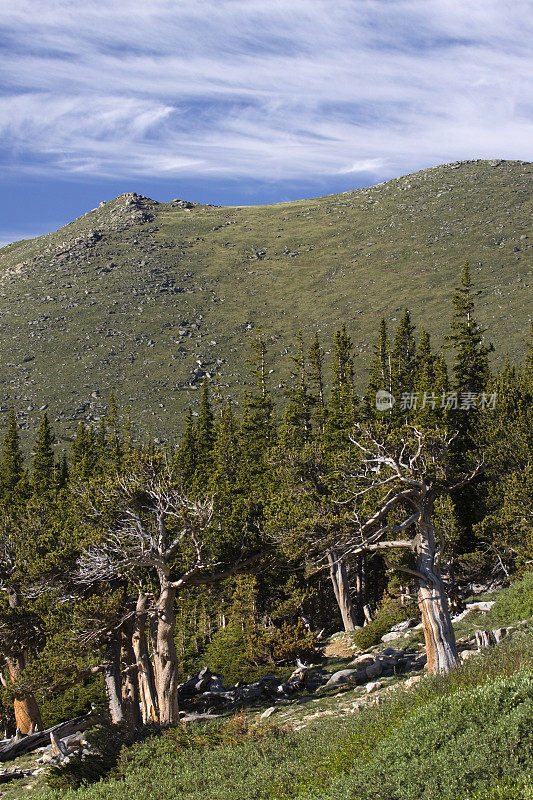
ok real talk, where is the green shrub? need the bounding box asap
[352,601,418,650]
[491,572,533,626]
[465,776,533,799]
[204,619,318,685]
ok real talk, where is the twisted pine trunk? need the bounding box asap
[120,617,141,728]
[327,550,360,631]
[414,497,459,674]
[103,634,124,724]
[6,588,43,734]
[153,583,180,725]
[132,593,159,724]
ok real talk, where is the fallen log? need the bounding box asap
[0,770,27,783]
[0,712,95,763]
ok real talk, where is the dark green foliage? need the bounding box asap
[0,278,529,744]
[390,308,417,397]
[351,601,419,650]
[31,411,55,493]
[446,262,492,397]
[326,325,357,443]
[0,409,24,502]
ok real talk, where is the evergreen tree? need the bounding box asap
[55,454,69,491]
[31,412,55,493]
[326,325,357,443]
[280,331,313,448]
[413,330,449,426]
[446,262,492,399]
[105,391,123,470]
[211,401,239,486]
[71,423,98,481]
[364,318,391,416]
[240,333,275,466]
[196,378,215,457]
[391,309,417,398]
[308,332,326,431]
[0,410,24,503]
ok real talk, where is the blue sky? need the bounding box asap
[1,0,532,246]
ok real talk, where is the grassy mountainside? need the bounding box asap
[0,159,531,445]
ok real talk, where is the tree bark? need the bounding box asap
[414,497,459,674]
[6,587,43,734]
[120,617,141,728]
[103,634,124,724]
[354,554,367,626]
[132,593,159,724]
[327,550,360,631]
[153,582,180,725]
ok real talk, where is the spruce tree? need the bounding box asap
[0,410,24,503]
[326,325,357,443]
[240,332,275,467]
[31,412,55,493]
[445,264,493,550]
[212,401,239,486]
[105,391,123,470]
[391,309,417,397]
[364,318,391,416]
[196,378,215,457]
[413,330,449,426]
[280,331,313,448]
[446,262,492,398]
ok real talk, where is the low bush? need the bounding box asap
[351,600,418,650]
[490,572,533,626]
[204,619,318,685]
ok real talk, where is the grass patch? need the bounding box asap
[491,573,533,627]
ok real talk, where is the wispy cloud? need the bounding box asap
[0,0,531,183]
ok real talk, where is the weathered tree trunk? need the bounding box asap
[132,593,159,724]
[414,497,458,674]
[120,617,141,728]
[153,582,180,725]
[103,635,124,724]
[327,550,360,631]
[6,587,43,734]
[354,554,367,626]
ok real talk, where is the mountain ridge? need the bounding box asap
[0,158,531,445]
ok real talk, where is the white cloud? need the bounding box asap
[0,0,531,182]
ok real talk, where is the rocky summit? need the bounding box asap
[0,159,531,445]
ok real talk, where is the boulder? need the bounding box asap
[324,668,364,688]
[365,661,383,680]
[350,655,376,669]
[366,681,383,693]
[381,632,402,643]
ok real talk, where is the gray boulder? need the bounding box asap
[325,668,365,688]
